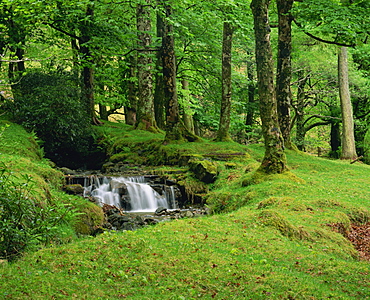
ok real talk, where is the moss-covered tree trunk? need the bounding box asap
[216,21,233,142]
[136,0,158,132]
[154,11,166,130]
[251,0,287,174]
[79,5,100,125]
[276,0,293,149]
[338,47,357,160]
[162,3,199,143]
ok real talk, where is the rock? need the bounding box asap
[59,167,77,175]
[64,184,84,195]
[189,159,218,183]
[155,206,167,215]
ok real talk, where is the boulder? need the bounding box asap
[189,159,218,183]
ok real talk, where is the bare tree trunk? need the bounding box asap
[276,0,293,149]
[251,0,287,174]
[338,46,357,159]
[245,58,256,132]
[136,0,158,132]
[126,55,137,126]
[295,71,308,151]
[216,21,233,142]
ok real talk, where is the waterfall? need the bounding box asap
[84,176,177,212]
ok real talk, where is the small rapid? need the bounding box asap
[83,176,178,212]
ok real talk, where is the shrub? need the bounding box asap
[7,70,99,168]
[0,165,78,261]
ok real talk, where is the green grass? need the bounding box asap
[1,119,370,299]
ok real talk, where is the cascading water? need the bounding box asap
[84,176,178,212]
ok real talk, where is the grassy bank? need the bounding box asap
[1,120,369,299]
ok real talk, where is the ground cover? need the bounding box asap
[0,119,369,299]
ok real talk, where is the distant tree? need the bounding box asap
[338,46,357,159]
[216,21,234,142]
[161,2,199,142]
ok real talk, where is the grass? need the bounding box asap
[1,119,370,299]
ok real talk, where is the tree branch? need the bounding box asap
[293,19,356,47]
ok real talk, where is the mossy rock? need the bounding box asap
[64,184,84,195]
[189,159,218,183]
[73,201,105,235]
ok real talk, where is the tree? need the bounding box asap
[251,0,287,173]
[276,0,294,149]
[135,0,158,132]
[161,2,199,142]
[338,46,357,159]
[216,21,234,142]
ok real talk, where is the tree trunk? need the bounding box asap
[136,0,158,132]
[245,59,256,132]
[216,21,233,142]
[126,55,137,126]
[154,11,166,130]
[338,46,357,159]
[295,71,308,151]
[276,0,293,149]
[79,5,99,124]
[181,80,195,134]
[330,121,341,158]
[251,0,287,174]
[162,3,199,142]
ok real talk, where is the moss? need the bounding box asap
[242,170,305,187]
[189,159,218,183]
[257,197,280,209]
[72,200,105,235]
[258,210,311,240]
[346,207,370,225]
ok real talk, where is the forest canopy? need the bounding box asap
[0,0,369,170]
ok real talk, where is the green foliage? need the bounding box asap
[0,165,77,261]
[7,70,98,168]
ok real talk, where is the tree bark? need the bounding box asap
[154,11,166,130]
[126,55,137,126]
[251,0,287,174]
[295,70,308,151]
[181,80,195,134]
[276,0,294,149]
[162,3,199,142]
[245,59,256,132]
[216,21,233,142]
[338,46,357,159]
[136,0,158,132]
[79,5,99,124]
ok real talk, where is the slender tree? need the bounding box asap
[216,21,234,142]
[338,46,357,159]
[251,0,287,173]
[135,0,158,132]
[276,0,294,149]
[162,2,199,142]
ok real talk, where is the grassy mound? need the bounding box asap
[0,118,105,260]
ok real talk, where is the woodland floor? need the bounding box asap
[348,223,370,261]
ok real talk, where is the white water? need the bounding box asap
[84,176,177,212]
